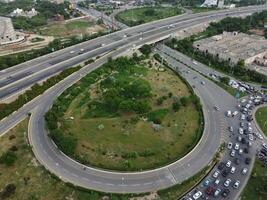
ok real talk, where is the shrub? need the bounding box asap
[0,151,17,166]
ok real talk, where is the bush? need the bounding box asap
[0,151,17,166]
[0,184,16,199]
[172,101,181,112]
[180,96,189,106]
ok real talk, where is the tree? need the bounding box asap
[0,151,17,166]
[139,44,152,56]
[180,96,189,106]
[219,76,230,85]
[172,101,181,112]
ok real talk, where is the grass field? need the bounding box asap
[191,7,221,13]
[0,118,208,200]
[241,159,267,200]
[38,19,104,38]
[62,60,201,171]
[115,7,183,26]
[255,107,267,136]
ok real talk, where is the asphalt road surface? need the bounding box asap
[0,5,266,102]
[0,5,266,197]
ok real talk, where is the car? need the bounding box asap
[247,141,252,147]
[205,186,214,196]
[201,81,205,85]
[193,191,202,199]
[248,134,253,141]
[232,111,238,116]
[193,61,198,65]
[224,179,231,187]
[244,147,249,154]
[101,43,105,47]
[241,114,246,120]
[218,162,225,170]
[222,169,230,177]
[226,111,232,117]
[203,179,211,186]
[227,142,233,149]
[70,50,75,54]
[221,189,230,197]
[234,158,240,165]
[234,143,240,150]
[214,179,220,185]
[248,127,252,133]
[241,137,246,144]
[233,180,240,189]
[239,128,244,135]
[230,166,236,174]
[214,189,221,197]
[245,157,251,165]
[213,171,220,178]
[240,122,244,127]
[230,150,236,157]
[262,143,267,149]
[242,168,248,175]
[226,160,231,167]
[229,126,233,132]
[238,149,243,155]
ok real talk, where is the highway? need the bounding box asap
[0,5,266,102]
[0,5,266,197]
[156,48,266,200]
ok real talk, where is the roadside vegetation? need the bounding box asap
[115,7,183,26]
[165,11,267,85]
[0,62,88,120]
[241,159,267,200]
[255,107,267,136]
[45,55,203,171]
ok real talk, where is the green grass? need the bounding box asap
[241,159,267,200]
[115,7,183,26]
[62,61,201,171]
[255,107,267,136]
[38,19,99,37]
[191,7,222,13]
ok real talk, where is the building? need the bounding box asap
[0,16,24,45]
[49,0,64,4]
[201,0,218,7]
[10,8,38,18]
[193,32,267,66]
[0,0,15,3]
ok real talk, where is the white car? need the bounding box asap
[234,143,240,150]
[214,179,220,185]
[193,191,202,200]
[248,134,253,141]
[70,50,75,54]
[230,150,236,157]
[239,128,243,135]
[232,111,238,116]
[238,149,243,155]
[229,126,233,132]
[214,189,221,197]
[241,114,246,120]
[248,127,252,133]
[224,179,231,187]
[233,180,240,189]
[226,160,231,168]
[242,168,248,175]
[213,170,220,178]
[227,142,233,149]
[227,110,232,117]
[230,166,236,174]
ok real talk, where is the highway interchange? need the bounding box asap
[0,5,267,199]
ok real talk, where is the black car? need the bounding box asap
[241,138,246,144]
[234,158,240,165]
[218,162,225,170]
[245,157,251,165]
[222,169,230,177]
[244,148,249,154]
[221,189,230,198]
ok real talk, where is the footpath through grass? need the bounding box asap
[255,106,267,136]
[115,7,183,26]
[241,159,267,200]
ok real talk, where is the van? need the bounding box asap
[226,111,231,117]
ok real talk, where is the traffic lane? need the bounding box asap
[1,5,265,79]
